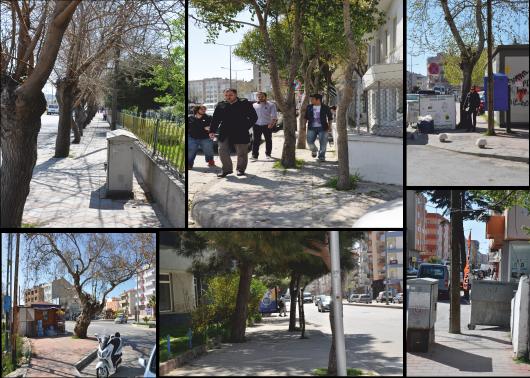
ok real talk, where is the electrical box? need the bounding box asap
[407,278,438,352]
[106,129,138,198]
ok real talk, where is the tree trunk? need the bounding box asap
[299,284,307,339]
[459,62,473,127]
[0,75,46,227]
[297,93,309,149]
[288,270,298,331]
[229,260,254,342]
[74,105,86,137]
[328,305,337,376]
[336,60,354,190]
[449,190,462,334]
[55,77,78,156]
[281,99,298,168]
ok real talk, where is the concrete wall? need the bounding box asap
[469,280,519,328]
[133,144,185,227]
[511,276,529,358]
[506,206,530,239]
[346,133,403,185]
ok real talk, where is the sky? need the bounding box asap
[188,8,254,81]
[425,198,489,256]
[1,234,143,305]
[407,3,529,77]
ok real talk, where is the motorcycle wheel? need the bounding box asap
[96,367,108,378]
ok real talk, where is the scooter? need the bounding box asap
[94,333,123,378]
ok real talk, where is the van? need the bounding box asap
[417,263,450,299]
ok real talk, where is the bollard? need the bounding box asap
[167,334,170,355]
[188,328,192,350]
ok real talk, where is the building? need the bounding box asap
[407,71,427,92]
[105,297,120,312]
[24,284,45,305]
[139,265,156,316]
[486,205,530,283]
[426,53,451,91]
[424,213,451,262]
[18,302,65,337]
[120,289,137,317]
[406,191,426,270]
[253,64,273,94]
[385,231,404,293]
[41,278,81,317]
[487,44,529,128]
[366,230,403,295]
[469,240,480,268]
[188,77,248,104]
[362,0,403,136]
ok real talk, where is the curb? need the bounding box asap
[159,344,208,375]
[342,301,403,309]
[74,349,97,371]
[427,143,529,163]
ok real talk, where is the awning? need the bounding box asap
[362,63,403,90]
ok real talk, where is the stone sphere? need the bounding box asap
[439,133,448,142]
[476,138,487,148]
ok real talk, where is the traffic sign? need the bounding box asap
[3,295,11,313]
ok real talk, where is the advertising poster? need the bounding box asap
[259,287,279,314]
[419,95,456,129]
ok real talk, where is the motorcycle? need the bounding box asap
[95,332,123,378]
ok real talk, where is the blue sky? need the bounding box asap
[425,198,489,256]
[1,234,142,304]
[188,8,254,81]
[407,3,529,77]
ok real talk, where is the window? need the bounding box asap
[159,273,172,312]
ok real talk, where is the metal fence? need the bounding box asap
[365,78,403,137]
[108,111,185,175]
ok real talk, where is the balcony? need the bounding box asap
[486,215,504,243]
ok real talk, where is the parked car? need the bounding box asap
[358,294,372,304]
[114,315,127,324]
[394,293,404,304]
[318,296,332,312]
[478,91,485,114]
[47,104,59,115]
[138,345,156,377]
[303,292,313,303]
[417,263,450,299]
[314,294,327,307]
[376,291,394,303]
[348,294,360,303]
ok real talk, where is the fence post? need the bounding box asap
[152,118,160,157]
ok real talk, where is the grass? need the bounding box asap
[514,355,530,365]
[313,368,377,376]
[2,331,23,376]
[273,158,304,171]
[324,172,362,190]
[21,223,41,228]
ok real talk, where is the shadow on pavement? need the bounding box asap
[463,332,512,346]
[411,343,492,372]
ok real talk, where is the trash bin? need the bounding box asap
[106,129,138,198]
[407,278,438,352]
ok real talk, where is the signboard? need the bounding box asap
[146,307,152,316]
[259,287,279,314]
[483,73,509,111]
[4,295,11,313]
[505,56,529,123]
[419,95,456,129]
[428,63,440,75]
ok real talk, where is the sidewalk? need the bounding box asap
[165,316,400,376]
[189,131,402,228]
[409,112,529,163]
[22,115,169,227]
[25,335,97,377]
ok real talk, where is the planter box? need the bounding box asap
[159,344,207,376]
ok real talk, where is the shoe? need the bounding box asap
[318,157,325,162]
[265,155,273,161]
[217,171,233,178]
[188,165,193,170]
[311,151,317,158]
[237,171,245,176]
[250,156,258,161]
[207,160,216,167]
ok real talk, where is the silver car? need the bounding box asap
[314,294,327,307]
[318,296,332,312]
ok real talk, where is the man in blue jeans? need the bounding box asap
[188,105,216,169]
[304,94,333,162]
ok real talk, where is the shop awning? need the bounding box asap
[362,62,403,90]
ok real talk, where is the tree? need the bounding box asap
[148,294,156,319]
[1,0,80,227]
[443,47,488,87]
[24,233,155,338]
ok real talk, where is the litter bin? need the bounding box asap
[407,278,438,352]
[106,129,138,198]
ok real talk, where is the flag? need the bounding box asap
[463,230,471,290]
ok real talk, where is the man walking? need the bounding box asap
[305,94,333,162]
[251,92,277,161]
[463,86,481,132]
[210,89,258,177]
[188,105,216,169]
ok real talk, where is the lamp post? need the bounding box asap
[330,231,347,376]
[207,42,240,88]
[220,67,252,93]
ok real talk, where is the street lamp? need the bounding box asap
[330,231,347,376]
[220,67,252,93]
[207,42,240,88]
[385,231,389,306]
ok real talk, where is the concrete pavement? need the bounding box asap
[22,114,169,227]
[407,299,530,376]
[189,131,402,228]
[165,301,402,376]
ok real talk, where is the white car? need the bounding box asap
[138,345,156,377]
[47,104,59,115]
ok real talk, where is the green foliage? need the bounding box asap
[427,256,442,264]
[273,158,304,170]
[313,367,376,376]
[443,49,488,87]
[1,332,23,375]
[325,173,361,190]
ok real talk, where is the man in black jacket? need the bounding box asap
[209,89,258,177]
[305,94,333,161]
[463,86,481,132]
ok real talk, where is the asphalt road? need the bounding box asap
[65,320,155,377]
[407,145,529,186]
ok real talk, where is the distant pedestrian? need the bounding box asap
[210,88,258,177]
[463,86,480,132]
[102,109,107,121]
[278,296,287,317]
[488,267,491,277]
[493,267,498,281]
[304,94,333,162]
[251,92,277,161]
[188,105,216,169]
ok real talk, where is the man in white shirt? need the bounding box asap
[251,92,277,161]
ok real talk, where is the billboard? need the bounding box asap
[259,287,279,314]
[419,95,456,129]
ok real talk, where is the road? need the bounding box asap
[65,320,155,377]
[407,145,529,186]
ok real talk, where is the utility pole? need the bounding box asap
[330,231,347,376]
[449,190,461,333]
[486,0,495,135]
[111,43,120,131]
[6,233,13,354]
[12,233,20,366]
[136,270,139,323]
[385,231,389,305]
